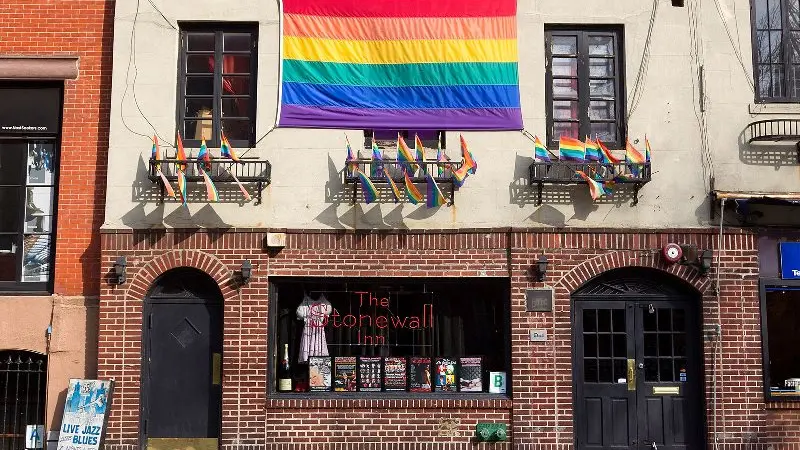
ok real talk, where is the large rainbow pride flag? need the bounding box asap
[278,0,522,130]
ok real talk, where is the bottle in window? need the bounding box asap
[277,344,293,392]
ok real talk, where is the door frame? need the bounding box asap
[140,268,224,447]
[570,267,707,450]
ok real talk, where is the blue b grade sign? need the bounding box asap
[780,242,800,279]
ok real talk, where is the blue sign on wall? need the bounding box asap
[780,242,800,279]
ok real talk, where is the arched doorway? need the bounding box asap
[142,268,223,449]
[571,268,704,450]
[0,351,46,450]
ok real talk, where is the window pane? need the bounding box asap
[551,35,577,55]
[553,78,578,98]
[222,76,250,96]
[26,142,55,185]
[0,235,16,281]
[223,33,251,52]
[552,57,578,77]
[790,0,800,29]
[589,79,615,98]
[590,58,615,77]
[553,100,579,119]
[222,98,250,117]
[588,36,614,56]
[757,31,772,63]
[766,289,800,395]
[792,65,800,97]
[791,31,800,63]
[553,122,579,142]
[598,359,613,383]
[184,119,214,142]
[0,187,22,232]
[221,119,251,141]
[758,64,774,97]
[24,187,54,234]
[0,142,26,185]
[186,76,214,96]
[584,334,597,357]
[769,0,784,28]
[187,54,214,74]
[222,55,251,74]
[21,234,50,282]
[770,30,784,63]
[583,309,597,332]
[187,33,215,52]
[590,122,617,143]
[589,100,615,120]
[185,98,214,118]
[772,65,786,96]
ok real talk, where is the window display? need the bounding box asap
[762,285,800,401]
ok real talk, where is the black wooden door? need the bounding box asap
[574,300,703,450]
[143,270,223,442]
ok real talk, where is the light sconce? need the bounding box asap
[113,256,127,285]
[535,255,548,282]
[238,260,252,285]
[699,249,713,275]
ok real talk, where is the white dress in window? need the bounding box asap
[296,294,331,363]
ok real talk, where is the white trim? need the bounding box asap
[749,103,800,115]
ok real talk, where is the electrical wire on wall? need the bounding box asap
[687,0,716,194]
[711,0,755,93]
[626,0,660,121]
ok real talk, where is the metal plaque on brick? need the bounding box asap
[526,288,553,312]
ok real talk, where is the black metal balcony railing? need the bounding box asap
[343,159,464,205]
[529,161,652,205]
[746,119,800,163]
[148,157,272,204]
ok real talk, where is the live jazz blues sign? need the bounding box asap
[780,242,800,279]
[57,379,113,450]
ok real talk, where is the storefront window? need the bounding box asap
[271,278,510,395]
[761,282,800,401]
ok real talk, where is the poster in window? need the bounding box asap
[308,357,332,392]
[56,379,113,450]
[21,235,50,282]
[24,187,53,233]
[358,356,382,392]
[334,356,357,392]
[383,357,407,391]
[459,357,483,392]
[27,142,55,185]
[434,358,457,392]
[409,357,432,392]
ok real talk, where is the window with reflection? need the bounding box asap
[0,140,57,291]
[761,283,800,401]
[752,0,800,101]
[178,24,258,148]
[545,27,625,148]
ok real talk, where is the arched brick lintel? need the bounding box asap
[123,249,236,300]
[554,250,713,296]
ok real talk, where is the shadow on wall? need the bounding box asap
[738,126,800,168]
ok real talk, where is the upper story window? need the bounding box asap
[0,140,57,292]
[363,130,445,151]
[178,24,258,148]
[545,27,626,148]
[752,0,800,101]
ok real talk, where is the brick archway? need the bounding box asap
[123,249,236,301]
[554,250,712,295]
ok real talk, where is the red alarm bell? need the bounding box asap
[662,243,683,264]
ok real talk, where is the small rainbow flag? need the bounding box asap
[597,138,620,164]
[425,173,446,207]
[200,169,220,202]
[559,136,585,162]
[151,135,176,198]
[197,137,212,173]
[397,134,418,174]
[436,145,450,177]
[585,137,601,162]
[414,134,427,174]
[645,135,652,162]
[355,167,379,203]
[175,132,188,172]
[404,170,423,204]
[576,170,605,201]
[220,133,241,162]
[460,134,477,174]
[371,140,384,178]
[177,170,188,206]
[452,163,469,187]
[383,166,402,202]
[534,135,550,162]
[345,135,356,172]
[626,139,645,176]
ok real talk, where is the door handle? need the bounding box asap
[212,352,221,385]
[627,359,636,391]
[644,440,658,449]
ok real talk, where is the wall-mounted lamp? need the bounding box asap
[699,249,713,275]
[238,260,252,285]
[535,255,548,282]
[113,256,127,285]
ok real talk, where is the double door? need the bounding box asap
[573,300,704,450]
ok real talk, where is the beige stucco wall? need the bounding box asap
[104,0,800,230]
[0,296,99,431]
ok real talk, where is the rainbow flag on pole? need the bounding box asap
[425,173,446,207]
[626,139,645,176]
[220,133,241,162]
[452,164,469,187]
[278,0,521,130]
[383,166,402,202]
[371,140,384,178]
[177,170,188,206]
[534,136,550,162]
[559,136,585,162]
[575,170,605,201]
[414,134,427,174]
[355,167,379,203]
[397,134,419,174]
[645,135,652,162]
[436,145,450,177]
[597,138,621,164]
[460,135,477,174]
[404,170,424,204]
[584,136,601,162]
[151,135,176,198]
[200,170,220,202]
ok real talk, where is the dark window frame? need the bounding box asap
[759,277,800,402]
[177,23,258,149]
[750,0,800,103]
[267,277,512,398]
[545,26,627,149]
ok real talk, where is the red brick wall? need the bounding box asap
[0,0,114,295]
[98,228,800,449]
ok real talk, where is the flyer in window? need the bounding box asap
[409,357,432,392]
[358,357,382,392]
[334,357,357,392]
[459,357,483,392]
[434,357,457,392]
[308,357,332,392]
[383,357,407,391]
